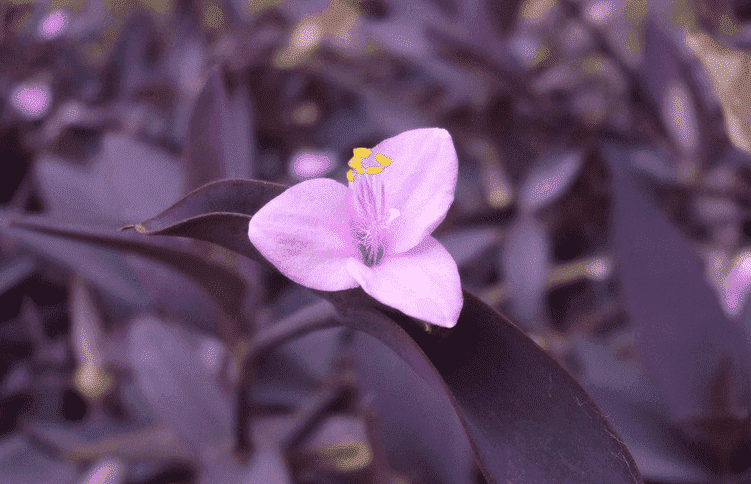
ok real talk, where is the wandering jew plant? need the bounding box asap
[248,128,463,328]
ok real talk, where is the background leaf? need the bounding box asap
[502,215,551,325]
[126,314,233,461]
[4,214,251,340]
[518,150,583,213]
[34,134,185,223]
[0,436,77,484]
[185,68,257,189]
[605,143,751,464]
[572,335,712,483]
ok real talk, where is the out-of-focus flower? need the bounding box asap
[248,128,463,328]
[718,249,751,317]
[290,149,336,180]
[37,9,69,40]
[10,81,52,120]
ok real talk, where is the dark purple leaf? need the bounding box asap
[122,178,287,264]
[105,14,160,101]
[185,68,256,189]
[126,315,233,459]
[518,150,583,213]
[353,330,475,483]
[127,178,286,231]
[502,216,551,325]
[573,336,712,483]
[277,319,344,381]
[4,214,249,340]
[21,420,193,463]
[436,227,498,267]
[34,134,184,223]
[0,255,36,296]
[202,449,292,484]
[136,212,264,264]
[126,256,239,338]
[376,290,641,483]
[264,288,643,483]
[629,147,677,183]
[644,19,701,156]
[1,220,148,306]
[252,346,322,410]
[0,436,77,483]
[605,143,751,457]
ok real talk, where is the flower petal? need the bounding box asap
[356,128,458,255]
[248,178,359,291]
[346,236,463,328]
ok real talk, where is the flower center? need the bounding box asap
[350,172,400,267]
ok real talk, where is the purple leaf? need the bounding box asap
[0,436,77,484]
[606,143,751,456]
[34,133,184,223]
[436,227,498,267]
[185,68,256,189]
[7,215,249,340]
[502,216,551,324]
[573,336,712,483]
[126,315,233,459]
[518,150,583,213]
[353,331,474,483]
[1,218,148,306]
[644,19,700,156]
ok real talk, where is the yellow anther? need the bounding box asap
[347,148,391,181]
[353,147,371,158]
[376,153,391,167]
[348,157,365,175]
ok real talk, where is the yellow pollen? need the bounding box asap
[346,148,391,181]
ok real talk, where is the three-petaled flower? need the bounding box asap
[247,128,463,328]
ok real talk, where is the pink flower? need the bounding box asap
[247,128,463,328]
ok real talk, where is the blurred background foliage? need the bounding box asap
[3,0,751,482]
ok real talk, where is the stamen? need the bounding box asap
[350,171,398,267]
